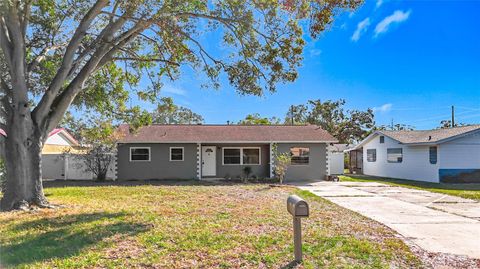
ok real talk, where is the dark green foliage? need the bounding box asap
[238,113,280,125]
[285,99,374,143]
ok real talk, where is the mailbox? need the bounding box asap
[287,195,309,217]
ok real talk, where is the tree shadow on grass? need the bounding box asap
[1,212,150,267]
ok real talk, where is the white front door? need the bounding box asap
[202,146,216,177]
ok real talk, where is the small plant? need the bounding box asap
[272,144,291,184]
[242,166,252,183]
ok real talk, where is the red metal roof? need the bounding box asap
[118,124,337,143]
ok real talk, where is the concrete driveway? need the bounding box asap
[298,181,480,259]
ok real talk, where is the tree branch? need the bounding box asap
[27,43,66,73]
[33,0,109,127]
[112,56,180,66]
[44,10,142,133]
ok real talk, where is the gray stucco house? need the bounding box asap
[116,124,337,181]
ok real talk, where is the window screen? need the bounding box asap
[243,148,260,165]
[170,148,184,161]
[367,149,376,162]
[223,148,241,164]
[387,148,403,163]
[130,148,150,161]
[429,146,437,164]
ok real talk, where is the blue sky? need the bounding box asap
[146,0,480,129]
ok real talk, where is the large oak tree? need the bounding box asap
[0,0,361,210]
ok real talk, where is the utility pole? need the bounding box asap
[451,105,455,128]
[290,105,295,125]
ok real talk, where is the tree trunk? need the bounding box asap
[0,115,47,211]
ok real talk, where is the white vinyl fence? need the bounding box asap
[329,152,345,175]
[42,154,115,180]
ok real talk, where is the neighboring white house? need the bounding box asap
[350,125,480,183]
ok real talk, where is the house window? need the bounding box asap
[130,147,150,161]
[367,149,376,162]
[170,147,184,161]
[387,148,403,163]
[429,146,437,164]
[223,148,241,164]
[243,148,260,165]
[223,147,261,165]
[290,147,310,165]
[379,136,385,143]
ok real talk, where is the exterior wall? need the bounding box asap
[362,135,439,182]
[45,133,71,146]
[117,143,197,180]
[276,143,327,181]
[438,132,480,183]
[210,144,270,179]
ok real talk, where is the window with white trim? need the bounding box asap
[367,149,376,162]
[223,147,260,165]
[290,147,310,165]
[429,146,437,164]
[170,147,184,161]
[130,147,150,161]
[243,148,260,165]
[387,148,403,163]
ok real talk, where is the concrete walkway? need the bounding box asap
[298,181,480,259]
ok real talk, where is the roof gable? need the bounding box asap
[118,124,337,143]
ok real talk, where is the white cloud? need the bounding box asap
[162,84,187,96]
[374,10,411,37]
[351,17,370,42]
[373,103,393,113]
[310,49,322,57]
[375,0,383,9]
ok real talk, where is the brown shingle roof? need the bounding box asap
[380,125,480,144]
[118,124,337,143]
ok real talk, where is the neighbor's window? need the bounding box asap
[367,149,377,162]
[223,148,241,164]
[429,146,437,164]
[387,148,403,163]
[243,148,260,165]
[290,147,310,165]
[170,147,184,161]
[379,136,385,143]
[130,147,150,161]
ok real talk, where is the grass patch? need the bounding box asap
[341,175,480,201]
[1,182,421,268]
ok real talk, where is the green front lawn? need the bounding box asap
[341,175,480,201]
[0,181,421,268]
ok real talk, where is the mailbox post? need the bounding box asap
[287,195,309,263]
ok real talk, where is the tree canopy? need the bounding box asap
[238,113,280,125]
[152,97,203,124]
[285,99,374,143]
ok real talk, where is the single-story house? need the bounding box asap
[116,124,338,181]
[0,128,115,180]
[349,125,480,183]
